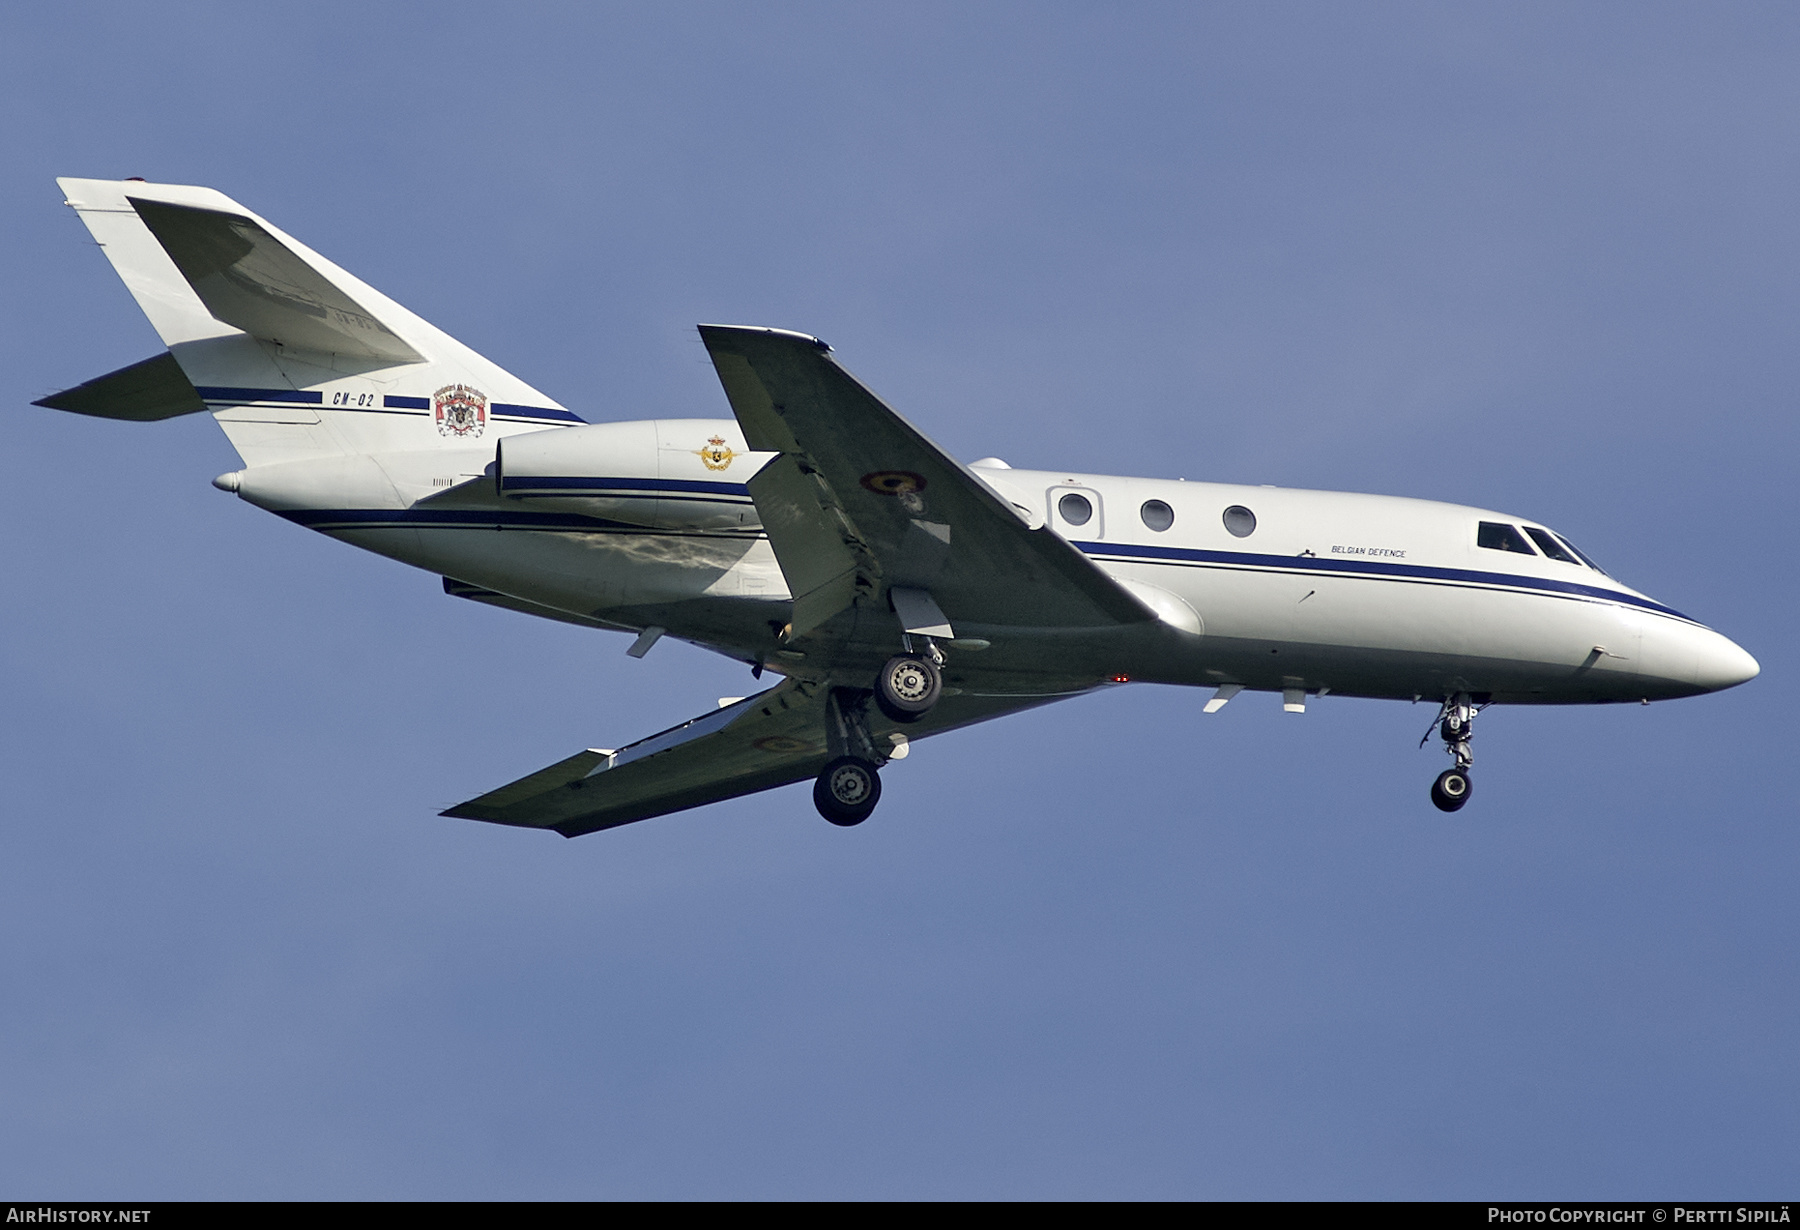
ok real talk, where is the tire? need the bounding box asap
[874,655,941,724]
[814,756,882,826]
[1431,768,1472,813]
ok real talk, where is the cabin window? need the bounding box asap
[1524,527,1579,564]
[1140,499,1174,532]
[1058,492,1093,526]
[1477,522,1536,555]
[1222,505,1256,538]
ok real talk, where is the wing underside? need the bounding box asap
[443,679,1069,837]
[450,326,1155,837]
[444,680,830,837]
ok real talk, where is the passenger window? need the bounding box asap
[1140,499,1174,532]
[1477,522,1536,555]
[1524,527,1579,563]
[1222,505,1256,538]
[1058,492,1093,526]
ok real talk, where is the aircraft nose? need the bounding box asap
[1693,629,1759,692]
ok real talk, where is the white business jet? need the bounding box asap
[39,179,1758,833]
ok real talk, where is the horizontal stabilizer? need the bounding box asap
[33,352,206,421]
[128,197,423,364]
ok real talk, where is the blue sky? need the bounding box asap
[1,2,1793,1198]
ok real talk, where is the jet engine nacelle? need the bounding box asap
[495,418,770,532]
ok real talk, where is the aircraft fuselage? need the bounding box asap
[225,416,1756,710]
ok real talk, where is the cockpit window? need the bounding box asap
[1477,522,1536,555]
[1524,527,1579,564]
[1553,533,1608,576]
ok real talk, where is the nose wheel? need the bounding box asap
[1422,692,1481,813]
[1431,767,1472,812]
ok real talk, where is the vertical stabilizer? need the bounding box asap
[53,178,581,467]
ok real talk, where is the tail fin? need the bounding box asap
[50,178,580,466]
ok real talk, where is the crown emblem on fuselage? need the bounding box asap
[696,435,736,470]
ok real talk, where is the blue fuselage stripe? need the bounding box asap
[197,388,584,422]
[282,508,643,532]
[269,510,1684,622]
[491,403,585,423]
[197,386,321,404]
[499,476,751,497]
[1074,540,1689,621]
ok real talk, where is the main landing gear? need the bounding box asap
[813,640,948,826]
[874,642,943,724]
[1423,692,1480,813]
[815,755,882,826]
[812,688,895,826]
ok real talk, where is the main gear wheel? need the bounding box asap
[814,755,882,826]
[874,654,941,724]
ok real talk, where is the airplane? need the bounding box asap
[36,178,1760,835]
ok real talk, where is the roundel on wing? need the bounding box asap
[753,735,823,755]
[860,470,927,496]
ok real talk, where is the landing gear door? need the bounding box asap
[1048,485,1104,539]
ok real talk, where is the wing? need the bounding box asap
[700,325,1154,639]
[443,679,831,837]
[442,678,1070,838]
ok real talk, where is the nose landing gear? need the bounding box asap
[1422,692,1480,813]
[1431,767,1472,811]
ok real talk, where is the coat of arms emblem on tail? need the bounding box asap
[434,384,487,438]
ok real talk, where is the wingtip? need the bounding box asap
[697,324,830,352]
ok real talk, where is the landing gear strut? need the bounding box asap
[1423,692,1479,813]
[813,688,891,826]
